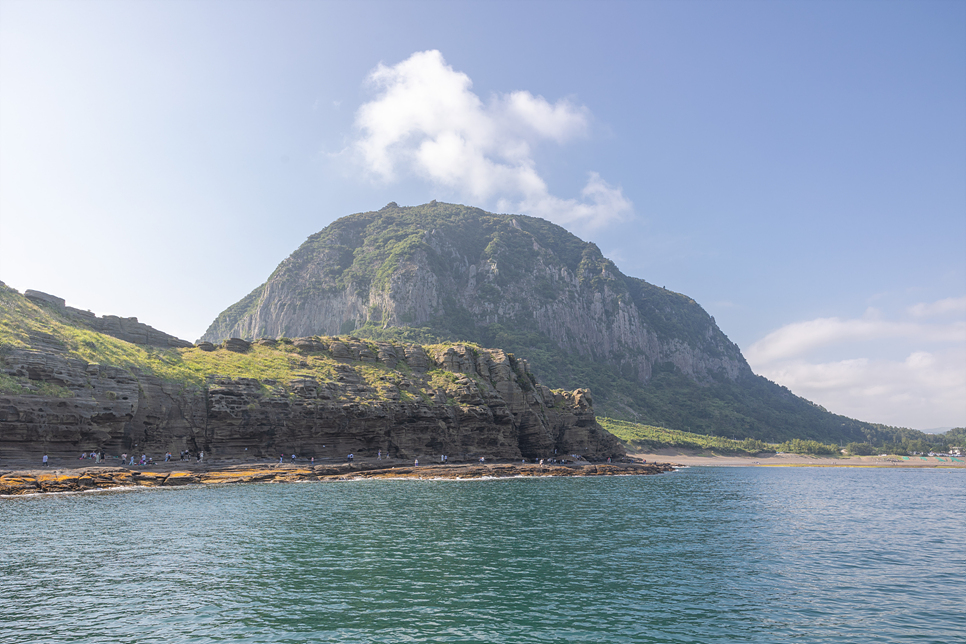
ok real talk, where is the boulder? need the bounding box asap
[223,338,251,353]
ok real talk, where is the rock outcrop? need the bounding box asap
[24,289,192,348]
[0,461,675,496]
[0,335,624,464]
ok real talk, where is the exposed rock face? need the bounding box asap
[200,202,747,389]
[24,289,192,349]
[0,462,675,496]
[0,337,624,463]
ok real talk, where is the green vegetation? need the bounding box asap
[600,417,841,456]
[1,284,202,385]
[843,428,966,456]
[198,202,959,450]
[600,415,962,457]
[599,417,768,454]
[0,284,499,406]
[0,372,75,397]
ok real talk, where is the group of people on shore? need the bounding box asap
[38,449,205,468]
[36,449,609,470]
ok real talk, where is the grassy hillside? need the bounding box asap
[201,202,940,447]
[599,417,963,457]
[0,285,511,406]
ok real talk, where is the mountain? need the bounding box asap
[201,201,882,445]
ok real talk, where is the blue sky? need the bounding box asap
[1,0,963,430]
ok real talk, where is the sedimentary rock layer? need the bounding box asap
[0,461,674,495]
[0,336,624,463]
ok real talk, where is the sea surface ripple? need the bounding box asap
[1,467,963,643]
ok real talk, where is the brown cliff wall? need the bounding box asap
[0,337,624,463]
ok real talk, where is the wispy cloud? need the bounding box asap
[746,297,966,429]
[352,50,632,228]
[746,314,965,365]
[908,295,966,318]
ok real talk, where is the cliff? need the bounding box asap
[199,202,877,444]
[202,202,744,386]
[0,285,622,462]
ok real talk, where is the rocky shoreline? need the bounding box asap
[0,460,677,495]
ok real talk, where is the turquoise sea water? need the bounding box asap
[1,467,964,643]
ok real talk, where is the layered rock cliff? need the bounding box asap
[0,286,623,462]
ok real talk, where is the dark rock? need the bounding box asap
[223,338,251,353]
[293,338,326,352]
[0,339,624,465]
[25,290,66,310]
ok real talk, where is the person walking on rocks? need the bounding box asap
[291,454,296,463]
[42,454,48,467]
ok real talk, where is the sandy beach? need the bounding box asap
[630,448,966,468]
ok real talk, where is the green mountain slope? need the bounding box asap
[201,201,913,445]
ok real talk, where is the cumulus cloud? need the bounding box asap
[747,296,966,429]
[352,50,632,228]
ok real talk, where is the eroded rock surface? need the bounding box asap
[0,336,624,464]
[0,461,672,496]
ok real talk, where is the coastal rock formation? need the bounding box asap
[0,332,624,464]
[24,289,192,349]
[195,202,883,445]
[0,461,674,496]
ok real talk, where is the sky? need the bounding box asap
[1,0,963,430]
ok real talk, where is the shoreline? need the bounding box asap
[0,459,676,496]
[629,449,966,468]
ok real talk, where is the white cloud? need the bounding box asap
[909,295,966,318]
[747,296,966,429]
[352,50,632,228]
[756,349,966,430]
[746,315,965,365]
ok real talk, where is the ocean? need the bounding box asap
[1,467,963,643]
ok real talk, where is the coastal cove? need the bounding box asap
[2,467,963,643]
